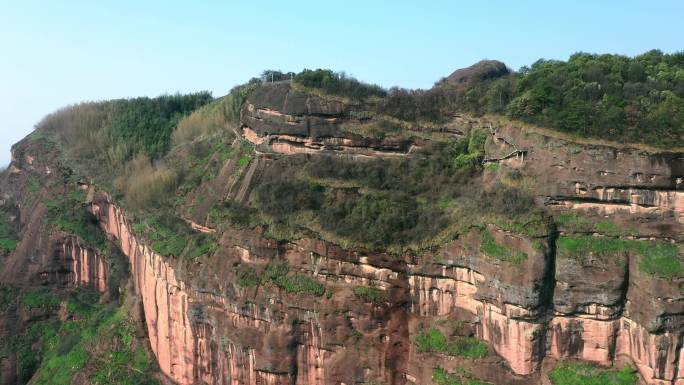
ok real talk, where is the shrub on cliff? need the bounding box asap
[295,69,387,100]
[353,286,387,303]
[416,327,488,359]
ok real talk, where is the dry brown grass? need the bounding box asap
[38,102,114,163]
[115,155,177,209]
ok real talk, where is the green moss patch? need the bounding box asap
[555,213,636,237]
[557,235,681,278]
[415,327,488,359]
[480,231,527,264]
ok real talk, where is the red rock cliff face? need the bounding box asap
[92,200,197,384]
[92,198,328,385]
[46,237,108,293]
[74,103,684,385]
[91,193,684,385]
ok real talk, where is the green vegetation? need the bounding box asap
[557,235,682,278]
[548,363,637,385]
[237,155,251,168]
[432,367,490,385]
[21,288,60,311]
[453,129,487,169]
[34,306,158,385]
[133,215,215,260]
[0,284,19,311]
[236,263,326,296]
[378,50,684,148]
[42,93,211,167]
[4,288,158,385]
[236,267,262,287]
[353,286,387,303]
[264,263,326,296]
[480,230,528,264]
[639,244,683,279]
[507,51,684,148]
[253,127,542,252]
[45,185,107,250]
[415,327,488,359]
[295,69,387,100]
[26,175,42,194]
[209,201,259,230]
[0,209,19,254]
[555,213,636,236]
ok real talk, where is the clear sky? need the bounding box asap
[1,0,682,166]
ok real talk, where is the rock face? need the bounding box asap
[240,83,415,157]
[45,237,108,293]
[3,88,684,385]
[86,192,683,385]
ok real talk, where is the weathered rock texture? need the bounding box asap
[2,86,684,385]
[85,192,683,385]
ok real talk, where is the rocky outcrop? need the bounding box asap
[443,60,510,89]
[240,83,415,157]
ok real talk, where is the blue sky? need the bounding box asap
[1,0,682,166]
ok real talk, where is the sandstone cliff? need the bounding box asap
[1,77,683,385]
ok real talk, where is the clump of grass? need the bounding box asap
[416,327,447,352]
[480,230,527,264]
[237,267,261,287]
[353,286,387,303]
[415,327,487,359]
[446,336,489,359]
[116,155,177,210]
[548,363,637,385]
[485,163,499,172]
[638,242,682,279]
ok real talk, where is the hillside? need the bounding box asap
[0,50,683,385]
